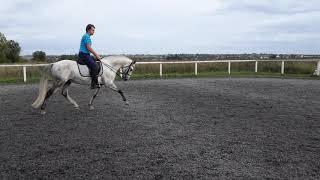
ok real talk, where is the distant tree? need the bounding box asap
[0,32,8,63]
[269,54,277,59]
[0,32,6,43]
[60,54,78,60]
[32,51,46,61]
[166,54,181,60]
[0,32,22,63]
[6,40,21,63]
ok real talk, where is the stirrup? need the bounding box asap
[91,82,101,89]
[91,85,101,89]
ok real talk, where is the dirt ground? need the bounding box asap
[1,78,320,179]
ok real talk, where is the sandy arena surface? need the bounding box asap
[1,78,320,179]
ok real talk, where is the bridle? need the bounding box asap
[103,60,136,81]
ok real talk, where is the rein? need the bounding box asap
[101,60,135,80]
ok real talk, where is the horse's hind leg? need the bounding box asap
[61,80,79,109]
[88,88,100,110]
[40,82,61,114]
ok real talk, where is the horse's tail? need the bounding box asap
[31,64,53,109]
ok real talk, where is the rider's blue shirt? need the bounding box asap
[79,33,92,54]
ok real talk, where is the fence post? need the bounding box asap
[228,61,231,75]
[23,66,27,83]
[195,62,198,76]
[255,61,258,73]
[160,63,162,77]
[281,61,285,75]
[317,61,320,76]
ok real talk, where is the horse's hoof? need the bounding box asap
[89,106,94,110]
[75,106,80,110]
[125,101,129,106]
[40,110,46,115]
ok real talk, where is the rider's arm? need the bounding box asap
[86,44,101,60]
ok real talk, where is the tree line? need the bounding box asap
[0,32,21,63]
[0,32,50,63]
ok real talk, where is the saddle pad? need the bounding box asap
[77,61,103,77]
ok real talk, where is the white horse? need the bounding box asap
[31,55,136,114]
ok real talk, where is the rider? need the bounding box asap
[78,24,101,89]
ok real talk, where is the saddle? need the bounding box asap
[77,59,103,77]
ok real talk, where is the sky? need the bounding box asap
[1,0,320,55]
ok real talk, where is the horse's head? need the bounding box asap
[121,60,136,81]
[100,56,136,81]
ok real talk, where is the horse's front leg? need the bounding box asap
[106,82,129,105]
[117,89,127,104]
[88,88,100,110]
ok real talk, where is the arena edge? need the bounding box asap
[0,60,320,83]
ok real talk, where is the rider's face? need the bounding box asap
[88,28,95,35]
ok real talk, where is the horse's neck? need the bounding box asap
[105,59,121,70]
[103,57,128,70]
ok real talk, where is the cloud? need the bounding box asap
[222,0,320,15]
[1,0,319,54]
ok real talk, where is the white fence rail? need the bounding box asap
[137,59,320,78]
[0,59,319,83]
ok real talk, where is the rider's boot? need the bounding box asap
[91,76,100,89]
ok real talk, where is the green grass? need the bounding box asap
[0,77,41,84]
[1,61,319,84]
[131,71,318,80]
[1,71,318,84]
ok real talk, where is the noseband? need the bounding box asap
[121,61,135,80]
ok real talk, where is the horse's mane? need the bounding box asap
[100,55,132,66]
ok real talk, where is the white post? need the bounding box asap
[160,63,162,77]
[120,68,123,78]
[255,61,258,73]
[317,61,320,76]
[23,66,27,83]
[195,62,198,76]
[228,61,231,75]
[281,61,285,75]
